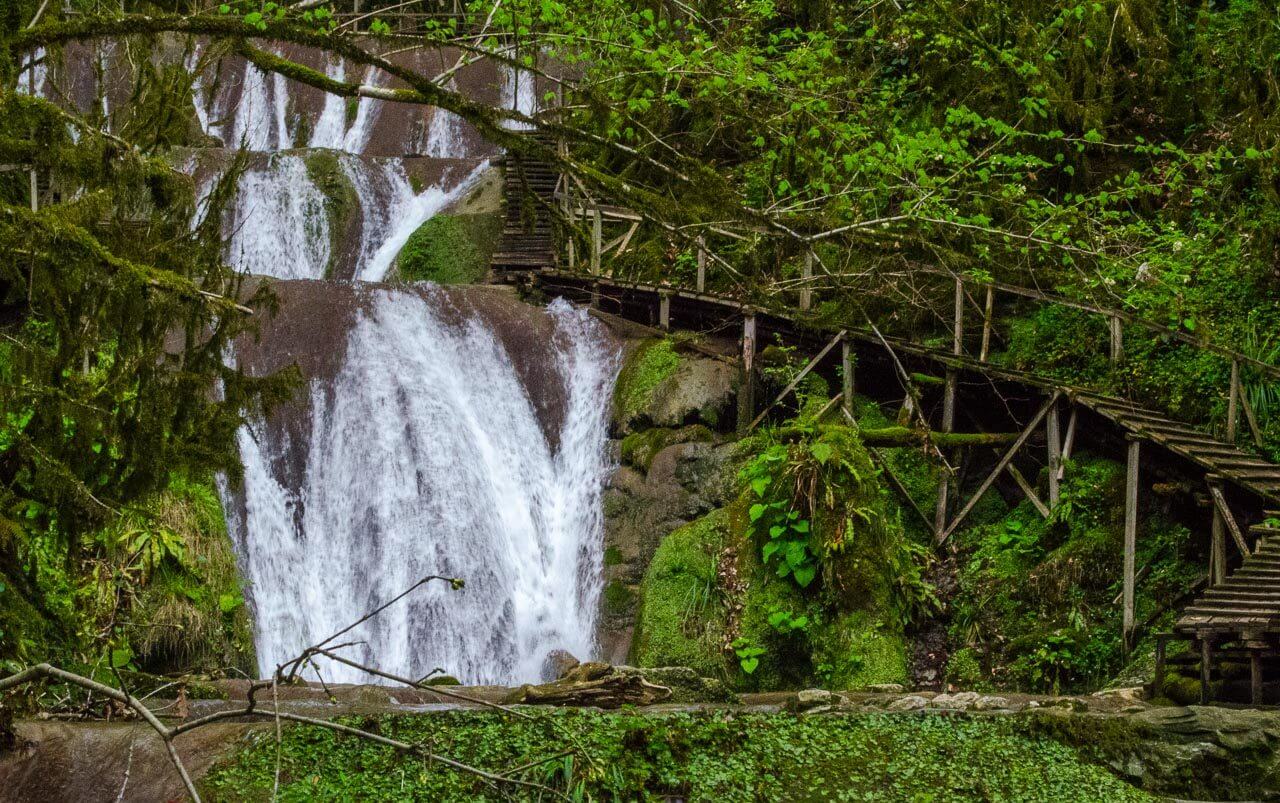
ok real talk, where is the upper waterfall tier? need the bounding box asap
[26,38,540,157]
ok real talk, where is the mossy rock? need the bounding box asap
[619,424,714,473]
[394,213,501,285]
[303,150,359,279]
[613,339,736,433]
[632,510,730,677]
[946,646,986,688]
[617,666,739,704]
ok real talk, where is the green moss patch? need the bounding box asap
[632,510,729,676]
[619,424,714,472]
[613,338,681,429]
[394,213,501,285]
[201,709,1154,801]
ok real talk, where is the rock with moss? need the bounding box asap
[619,425,714,473]
[631,510,730,677]
[613,339,736,433]
[393,213,502,285]
[303,150,360,279]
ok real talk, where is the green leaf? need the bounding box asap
[751,477,770,496]
[793,564,817,588]
[809,442,834,464]
[749,503,767,522]
[792,519,810,534]
[218,593,243,613]
[110,647,134,669]
[740,656,760,674]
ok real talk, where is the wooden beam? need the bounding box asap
[799,251,813,311]
[590,207,602,275]
[1153,635,1167,699]
[979,284,994,362]
[1047,400,1062,507]
[1007,463,1050,519]
[695,237,706,292]
[1208,480,1250,558]
[737,313,757,435]
[1057,406,1077,481]
[747,330,847,432]
[1201,638,1213,704]
[939,392,1061,543]
[841,336,853,419]
[1109,315,1124,362]
[1123,436,1140,653]
[1252,649,1264,706]
[935,277,964,535]
[658,291,670,331]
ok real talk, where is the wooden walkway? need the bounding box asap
[491,144,1280,702]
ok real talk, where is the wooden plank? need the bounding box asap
[695,237,706,292]
[935,278,964,534]
[939,392,1061,543]
[1124,437,1140,652]
[1110,315,1124,362]
[1209,482,1251,557]
[590,208,602,275]
[747,329,847,432]
[737,313,757,436]
[658,292,670,331]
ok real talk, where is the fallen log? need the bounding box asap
[503,662,672,708]
[774,424,1021,448]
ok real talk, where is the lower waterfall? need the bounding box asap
[226,287,619,685]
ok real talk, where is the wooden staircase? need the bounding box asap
[1177,513,1280,634]
[490,131,558,273]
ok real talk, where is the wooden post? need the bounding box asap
[696,236,706,293]
[1227,359,1240,443]
[1123,436,1140,653]
[1252,648,1264,706]
[590,280,600,310]
[1109,315,1124,362]
[1047,400,1062,508]
[979,284,994,362]
[935,277,964,535]
[1208,476,1228,584]
[841,336,854,419]
[1201,638,1213,705]
[1153,635,1167,699]
[590,207,602,275]
[658,292,670,331]
[737,312,757,435]
[799,251,813,311]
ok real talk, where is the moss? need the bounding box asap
[0,569,55,664]
[393,213,501,285]
[303,150,358,279]
[618,424,713,472]
[632,510,729,677]
[603,580,634,617]
[603,546,624,566]
[613,338,681,429]
[946,646,986,688]
[815,610,909,690]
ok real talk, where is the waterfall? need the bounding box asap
[229,291,618,685]
[226,154,332,280]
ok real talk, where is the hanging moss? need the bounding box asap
[303,150,358,279]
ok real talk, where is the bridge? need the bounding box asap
[490,143,1280,705]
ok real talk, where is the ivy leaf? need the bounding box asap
[740,656,760,674]
[793,564,818,588]
[751,477,770,496]
[809,442,834,464]
[110,647,134,668]
[792,519,810,534]
[749,503,767,522]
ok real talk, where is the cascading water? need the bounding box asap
[226,154,332,280]
[229,291,619,684]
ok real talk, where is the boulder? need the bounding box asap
[866,683,905,694]
[972,695,1011,711]
[928,691,981,711]
[542,650,581,681]
[791,689,835,711]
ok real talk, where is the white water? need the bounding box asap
[226,154,332,280]
[231,292,618,684]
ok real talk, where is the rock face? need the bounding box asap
[613,339,738,434]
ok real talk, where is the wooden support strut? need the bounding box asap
[1201,638,1213,705]
[840,336,854,419]
[938,391,1061,543]
[979,284,994,362]
[1208,478,1250,558]
[737,312,757,435]
[1057,406,1077,481]
[799,251,813,311]
[1228,359,1240,443]
[658,291,671,331]
[747,330,847,432]
[935,277,964,536]
[1109,315,1124,362]
[1153,634,1168,699]
[695,237,706,293]
[1124,435,1140,654]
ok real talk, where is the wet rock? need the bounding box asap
[866,683,905,694]
[928,691,981,710]
[542,650,581,680]
[791,689,835,711]
[424,675,462,687]
[972,695,1010,711]
[887,695,928,711]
